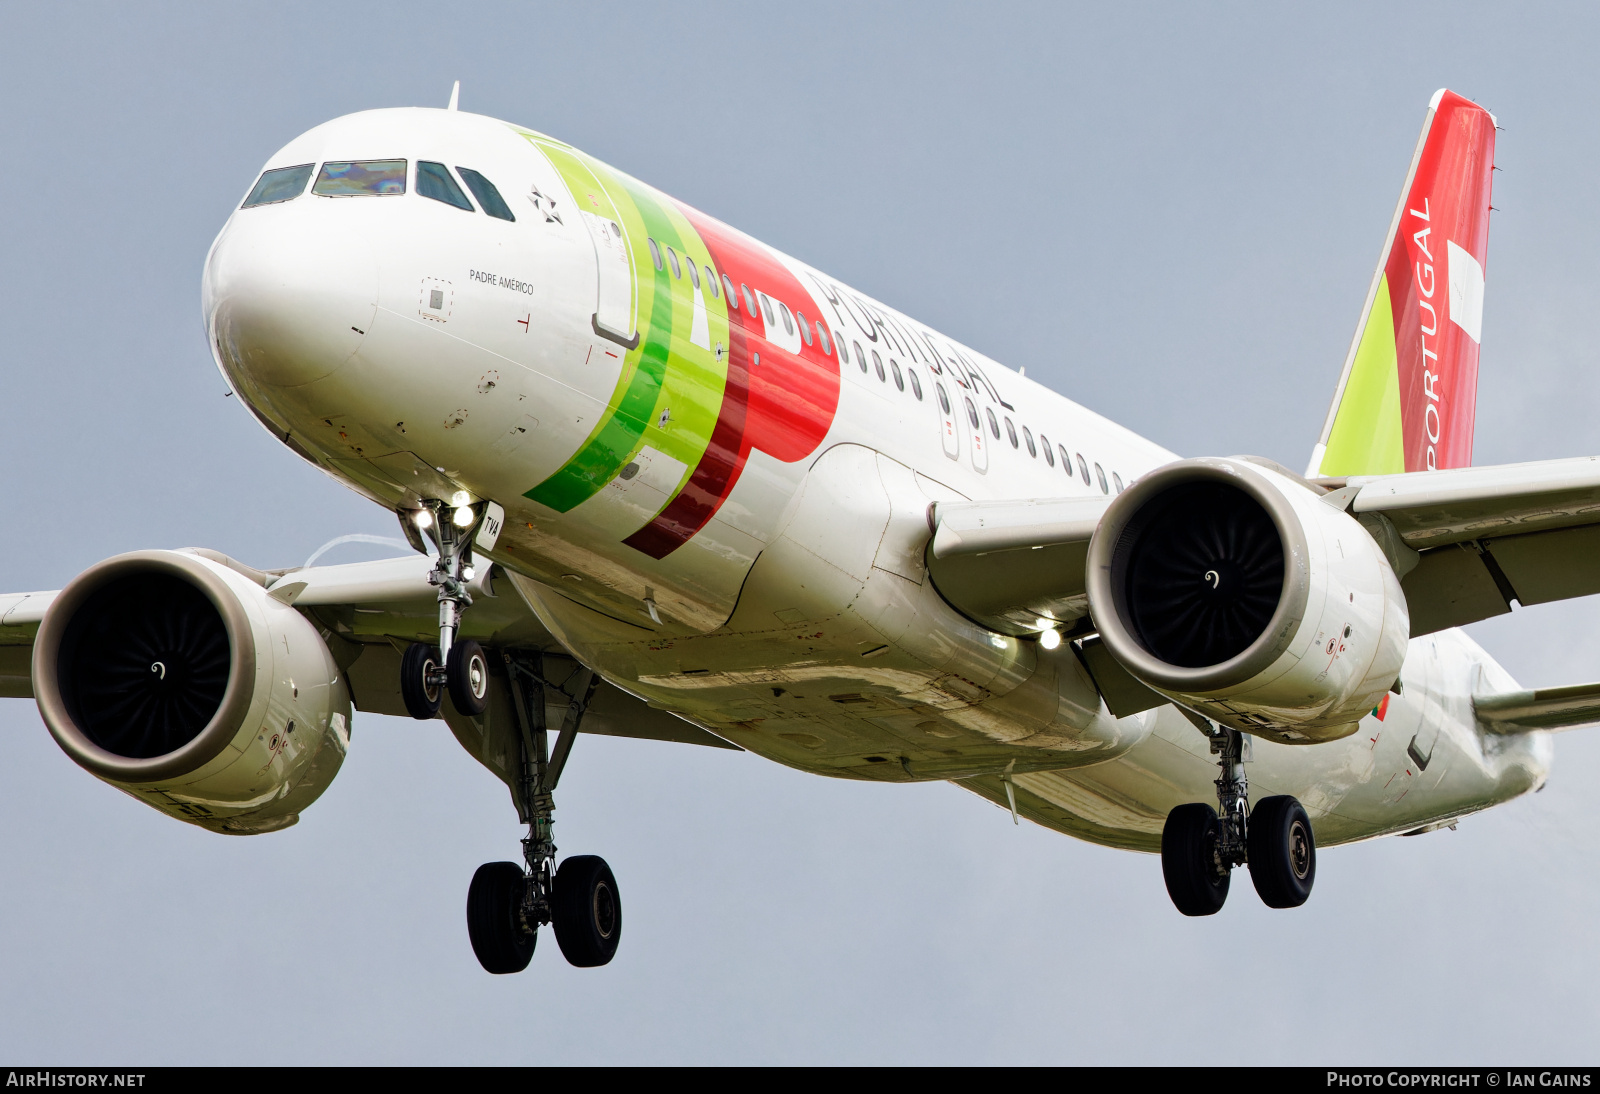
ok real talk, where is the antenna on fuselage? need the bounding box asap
[447,81,460,111]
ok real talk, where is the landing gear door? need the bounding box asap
[581,211,638,350]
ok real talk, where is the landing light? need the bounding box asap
[450,491,472,508]
[414,510,434,530]
[453,506,475,528]
[462,565,475,581]
[1039,628,1062,651]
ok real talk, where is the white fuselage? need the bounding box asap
[202,107,1550,853]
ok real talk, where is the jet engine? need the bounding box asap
[1085,457,1408,744]
[32,549,351,833]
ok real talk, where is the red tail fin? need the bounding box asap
[1309,90,1496,477]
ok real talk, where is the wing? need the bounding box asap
[0,550,737,751]
[927,455,1600,644]
[1475,680,1600,733]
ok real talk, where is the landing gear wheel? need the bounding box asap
[1162,803,1230,916]
[447,638,490,716]
[467,861,536,974]
[1247,795,1316,908]
[552,855,621,967]
[400,642,442,720]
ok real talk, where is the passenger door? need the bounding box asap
[581,211,638,349]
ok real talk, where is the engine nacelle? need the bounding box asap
[32,549,351,833]
[1085,457,1408,744]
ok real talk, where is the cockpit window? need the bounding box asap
[313,160,407,197]
[242,164,314,208]
[456,168,515,221]
[417,161,473,210]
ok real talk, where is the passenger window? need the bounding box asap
[936,382,951,414]
[1095,463,1109,493]
[1112,472,1124,492]
[985,407,1000,439]
[890,359,904,391]
[686,260,700,290]
[722,274,737,304]
[456,168,515,220]
[1059,444,1071,471]
[313,159,407,197]
[836,337,847,364]
[1023,426,1036,458]
[242,164,314,208]
[1004,417,1018,448]
[779,302,795,335]
[909,368,923,400]
[965,396,980,429]
[871,350,885,381]
[1041,436,1055,466]
[649,238,663,271]
[667,247,682,279]
[1077,454,1090,485]
[706,267,718,297]
[759,293,775,326]
[854,341,867,373]
[417,162,473,210]
[797,311,814,346]
[816,322,832,355]
[742,284,757,314]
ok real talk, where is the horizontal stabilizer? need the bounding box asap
[1474,682,1600,733]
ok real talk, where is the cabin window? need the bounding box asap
[313,159,407,197]
[742,283,757,314]
[417,162,473,210]
[854,341,867,373]
[686,259,700,289]
[759,293,776,327]
[1059,445,1071,472]
[965,396,981,430]
[985,407,1000,439]
[872,350,885,381]
[797,311,814,346]
[816,322,833,355]
[1095,463,1109,493]
[936,382,951,415]
[909,368,923,400]
[667,247,682,279]
[706,267,719,297]
[779,301,795,335]
[1112,471,1124,492]
[242,164,314,207]
[722,273,736,302]
[1041,436,1055,466]
[1023,426,1037,458]
[649,238,663,271]
[1004,417,1019,448]
[1077,454,1091,485]
[456,168,515,220]
[890,359,904,391]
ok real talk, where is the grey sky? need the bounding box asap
[2,1,1597,1064]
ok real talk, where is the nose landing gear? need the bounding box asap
[1160,718,1316,915]
[466,652,619,974]
[400,498,488,720]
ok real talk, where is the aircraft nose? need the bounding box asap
[204,205,378,391]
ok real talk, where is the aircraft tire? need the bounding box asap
[447,639,490,716]
[1161,803,1230,916]
[1247,795,1316,908]
[400,642,443,720]
[552,855,621,967]
[467,861,536,974]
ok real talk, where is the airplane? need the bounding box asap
[3,84,1593,975]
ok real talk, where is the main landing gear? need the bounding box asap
[399,499,620,973]
[468,653,619,973]
[1161,719,1316,916]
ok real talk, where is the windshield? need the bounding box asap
[241,164,313,208]
[456,168,515,221]
[312,160,407,197]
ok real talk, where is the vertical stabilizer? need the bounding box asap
[1307,90,1496,478]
